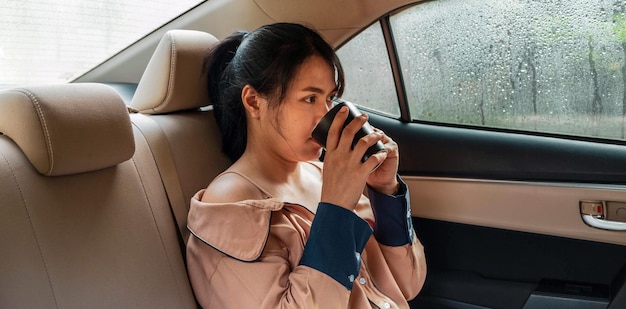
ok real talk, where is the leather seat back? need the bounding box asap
[0,83,196,308]
[130,29,231,244]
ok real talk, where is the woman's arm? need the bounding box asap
[367,177,427,300]
[187,201,373,308]
[187,238,351,308]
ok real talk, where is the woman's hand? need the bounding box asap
[366,128,399,195]
[320,107,388,210]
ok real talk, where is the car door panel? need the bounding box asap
[366,112,626,308]
[409,216,624,308]
[368,112,626,183]
[406,177,626,246]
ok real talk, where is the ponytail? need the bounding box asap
[204,31,248,162]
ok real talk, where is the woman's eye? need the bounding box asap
[304,96,315,104]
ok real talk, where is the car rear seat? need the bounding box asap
[128,29,231,246]
[0,83,198,308]
[0,28,228,308]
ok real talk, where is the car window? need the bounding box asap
[336,22,400,117]
[340,0,626,141]
[0,0,202,88]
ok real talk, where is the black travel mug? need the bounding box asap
[311,98,386,163]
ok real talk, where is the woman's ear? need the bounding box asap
[241,85,264,119]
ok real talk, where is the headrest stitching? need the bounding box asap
[163,33,178,112]
[17,89,54,175]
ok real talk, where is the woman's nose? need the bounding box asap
[326,99,334,112]
[315,101,331,121]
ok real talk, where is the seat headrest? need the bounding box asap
[0,83,134,176]
[130,30,219,114]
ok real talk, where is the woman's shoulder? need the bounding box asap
[202,169,268,203]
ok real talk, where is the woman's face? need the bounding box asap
[263,55,338,162]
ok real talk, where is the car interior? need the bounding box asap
[1,0,626,308]
[0,29,228,308]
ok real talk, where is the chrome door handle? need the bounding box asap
[580,201,626,231]
[581,215,626,231]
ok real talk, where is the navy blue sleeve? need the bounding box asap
[367,176,415,247]
[299,202,372,290]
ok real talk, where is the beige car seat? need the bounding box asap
[0,28,228,308]
[0,83,197,308]
[129,29,231,246]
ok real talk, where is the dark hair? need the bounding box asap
[205,23,345,162]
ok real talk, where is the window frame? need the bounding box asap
[346,3,626,147]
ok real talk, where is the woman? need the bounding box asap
[186,22,426,308]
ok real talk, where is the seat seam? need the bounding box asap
[131,117,188,238]
[129,155,188,307]
[16,89,54,175]
[0,146,59,308]
[158,33,177,113]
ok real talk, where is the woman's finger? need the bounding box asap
[325,106,349,151]
[338,113,368,152]
[363,149,388,172]
[351,130,383,160]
